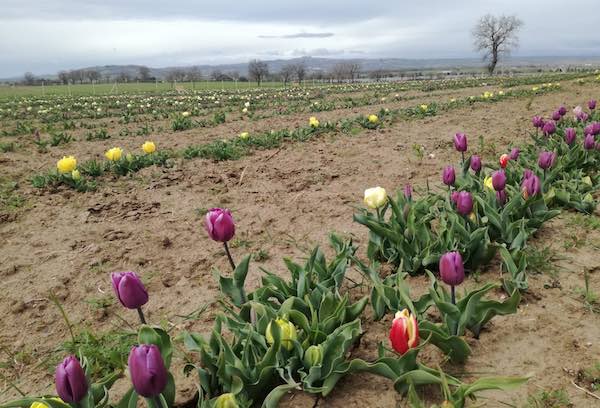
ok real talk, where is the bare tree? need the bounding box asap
[58,71,70,84]
[117,71,131,82]
[165,68,186,82]
[186,66,202,82]
[86,69,100,83]
[473,14,523,75]
[23,72,35,85]
[248,59,269,86]
[347,63,361,82]
[138,66,151,81]
[293,62,306,84]
[280,64,295,87]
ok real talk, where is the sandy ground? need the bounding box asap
[1,80,600,407]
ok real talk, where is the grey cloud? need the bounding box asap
[259,32,334,39]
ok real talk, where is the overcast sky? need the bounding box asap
[2,0,600,77]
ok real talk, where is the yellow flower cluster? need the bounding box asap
[309,116,320,128]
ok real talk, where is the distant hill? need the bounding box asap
[4,56,600,82]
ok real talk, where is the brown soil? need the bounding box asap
[1,80,600,407]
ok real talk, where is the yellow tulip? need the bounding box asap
[56,156,77,174]
[484,176,494,191]
[181,111,190,117]
[30,398,63,408]
[214,393,239,408]
[309,116,320,128]
[71,169,81,181]
[105,147,123,161]
[420,104,428,111]
[364,186,387,209]
[266,318,297,350]
[142,141,156,154]
[368,114,379,123]
[239,132,249,140]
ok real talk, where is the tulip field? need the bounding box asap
[1,72,600,408]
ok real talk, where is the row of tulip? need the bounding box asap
[32,83,564,192]
[357,100,599,318]
[2,72,590,126]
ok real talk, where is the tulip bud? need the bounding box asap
[389,309,419,355]
[551,111,561,121]
[542,121,556,136]
[509,148,520,161]
[538,151,556,170]
[584,134,596,150]
[558,105,567,116]
[57,156,77,174]
[470,155,482,173]
[499,154,509,169]
[266,318,297,351]
[303,345,323,367]
[441,401,455,408]
[71,169,81,181]
[111,271,149,309]
[215,393,239,408]
[565,128,577,145]
[55,356,88,403]
[128,345,168,398]
[491,170,506,191]
[450,191,459,203]
[455,191,473,216]
[496,189,507,205]
[532,115,544,128]
[453,132,467,152]
[589,99,597,110]
[442,166,456,186]
[204,208,236,242]
[439,251,465,286]
[364,186,388,209]
[521,174,541,199]
[403,184,412,201]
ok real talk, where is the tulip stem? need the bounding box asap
[137,307,147,325]
[461,151,465,164]
[451,285,456,305]
[224,242,236,271]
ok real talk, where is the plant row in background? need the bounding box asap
[31,82,563,192]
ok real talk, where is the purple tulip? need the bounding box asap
[442,166,456,186]
[453,132,467,152]
[111,272,149,310]
[204,208,235,242]
[538,151,556,170]
[128,345,168,398]
[509,147,520,160]
[492,170,506,191]
[542,121,556,136]
[584,134,596,150]
[522,169,534,181]
[589,99,597,110]
[450,191,459,203]
[403,184,412,200]
[532,115,544,128]
[470,155,482,173]
[522,174,541,199]
[558,105,567,116]
[591,123,600,136]
[439,251,465,286]
[565,128,576,145]
[496,189,507,205]
[455,191,473,215]
[551,111,561,121]
[55,356,88,403]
